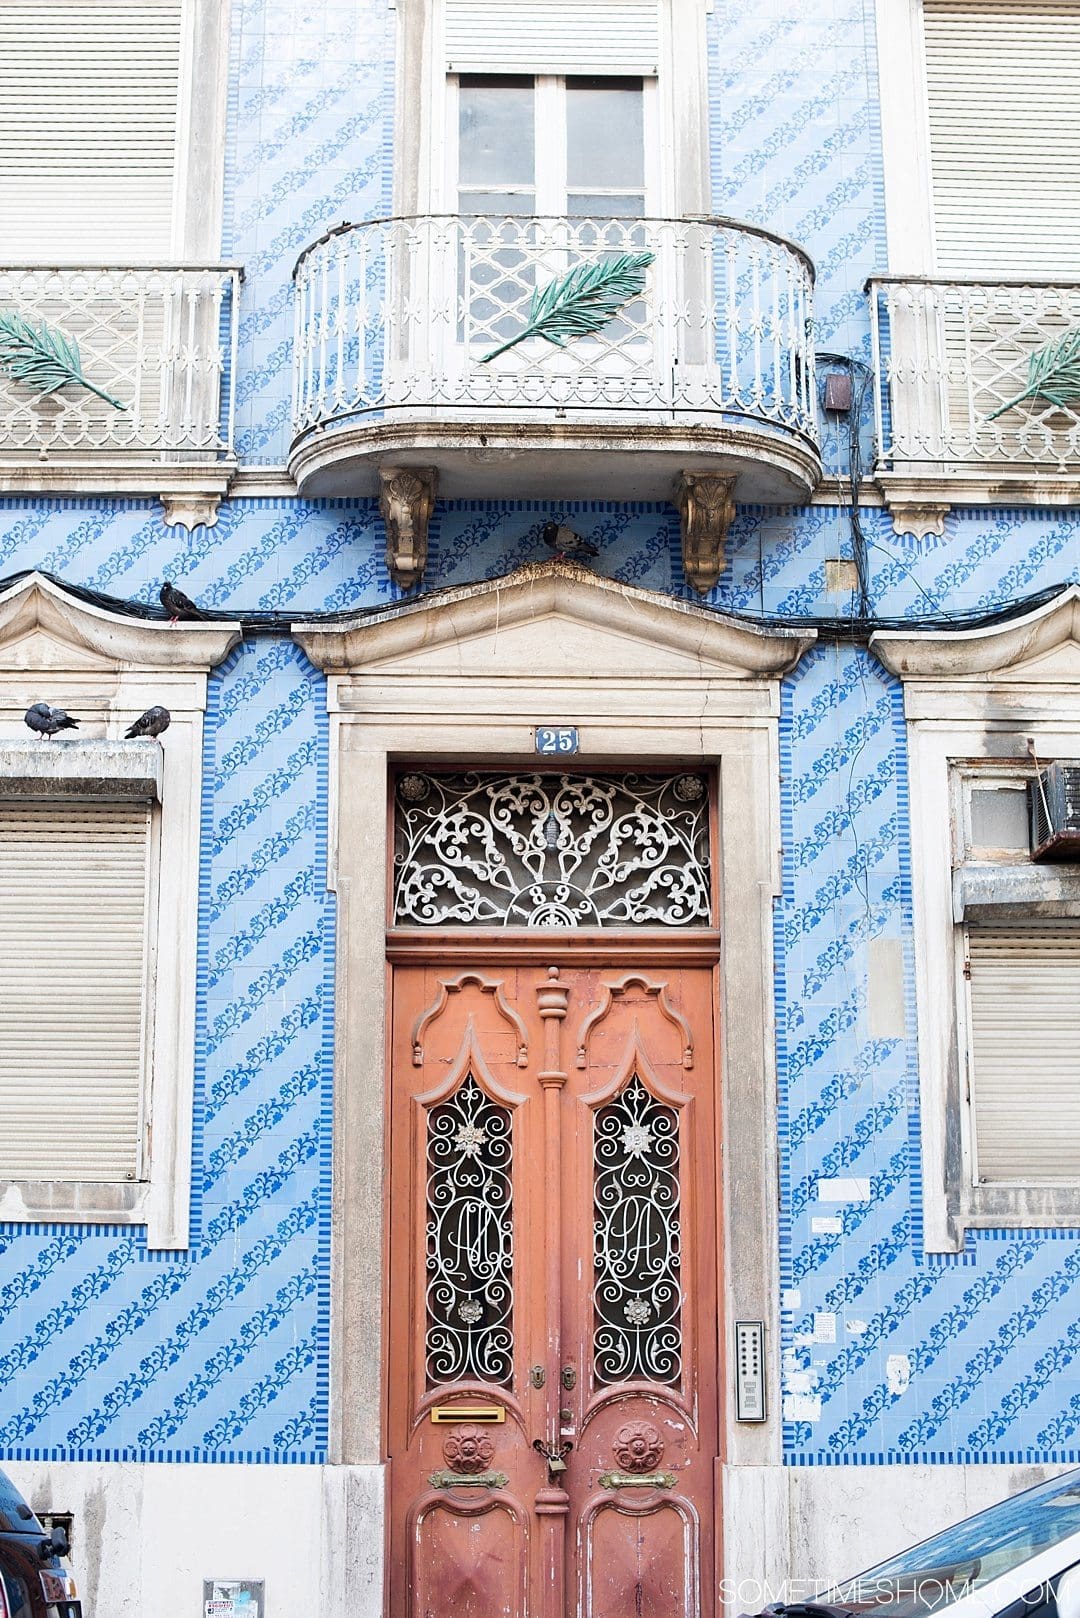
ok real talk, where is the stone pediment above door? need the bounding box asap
[293,559,815,704]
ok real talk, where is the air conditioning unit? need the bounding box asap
[1030,763,1080,860]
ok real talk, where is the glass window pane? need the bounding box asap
[459,78,535,187]
[567,192,645,219]
[566,78,644,190]
[458,188,536,216]
[969,786,1029,851]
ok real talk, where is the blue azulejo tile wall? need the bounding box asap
[0,642,334,1463]
[777,645,1080,1465]
[225,0,394,466]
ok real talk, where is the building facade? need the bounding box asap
[1,0,1080,1612]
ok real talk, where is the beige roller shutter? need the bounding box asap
[445,0,660,74]
[923,3,1080,275]
[0,800,151,1181]
[0,0,183,260]
[967,922,1080,1182]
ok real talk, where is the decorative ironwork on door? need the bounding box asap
[425,1073,514,1386]
[394,770,711,928]
[593,1073,682,1386]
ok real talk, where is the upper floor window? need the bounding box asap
[454,75,652,218]
[921,0,1080,276]
[397,0,710,221]
[0,0,229,262]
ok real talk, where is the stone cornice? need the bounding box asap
[871,586,1080,682]
[0,572,240,671]
[293,559,816,679]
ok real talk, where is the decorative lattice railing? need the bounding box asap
[870,276,1080,472]
[0,265,241,459]
[292,214,817,443]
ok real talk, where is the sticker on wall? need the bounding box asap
[203,1581,264,1618]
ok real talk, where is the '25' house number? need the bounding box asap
[535,726,579,756]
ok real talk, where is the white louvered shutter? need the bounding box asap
[0,0,183,260]
[923,2,1080,275]
[445,0,660,74]
[967,923,1080,1182]
[0,801,152,1181]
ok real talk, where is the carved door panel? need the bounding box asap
[388,964,719,1618]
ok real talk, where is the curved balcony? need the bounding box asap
[289,214,820,505]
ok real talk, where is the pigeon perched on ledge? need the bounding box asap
[541,521,599,561]
[159,580,205,622]
[24,702,80,739]
[125,705,171,739]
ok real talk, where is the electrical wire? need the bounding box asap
[0,559,1072,647]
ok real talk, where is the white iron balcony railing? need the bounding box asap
[870,276,1080,490]
[290,214,819,502]
[0,264,241,491]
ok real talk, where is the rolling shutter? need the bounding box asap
[0,0,183,260]
[967,923,1080,1182]
[0,800,151,1181]
[444,0,660,74]
[923,2,1080,275]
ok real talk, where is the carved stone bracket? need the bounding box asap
[160,493,222,531]
[672,471,737,595]
[887,500,950,540]
[379,465,437,588]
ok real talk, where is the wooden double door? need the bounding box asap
[388,957,721,1618]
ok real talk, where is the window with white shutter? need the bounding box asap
[0,800,153,1181]
[966,922,1080,1183]
[922,2,1080,275]
[874,597,1080,1250]
[444,0,660,74]
[0,0,184,260]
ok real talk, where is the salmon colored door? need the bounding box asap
[387,960,720,1618]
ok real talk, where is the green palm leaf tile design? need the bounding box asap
[0,311,126,409]
[987,326,1080,420]
[480,251,655,364]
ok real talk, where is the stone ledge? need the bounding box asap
[0,738,162,800]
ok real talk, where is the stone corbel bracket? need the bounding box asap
[380,465,437,589]
[160,493,223,532]
[673,471,737,595]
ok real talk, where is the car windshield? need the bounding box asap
[816,1469,1080,1618]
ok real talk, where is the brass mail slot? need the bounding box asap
[430,1405,505,1424]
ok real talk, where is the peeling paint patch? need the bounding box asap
[886,1354,911,1396]
[817,1177,871,1201]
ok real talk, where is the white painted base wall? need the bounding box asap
[4,1460,386,1618]
[4,1458,1068,1615]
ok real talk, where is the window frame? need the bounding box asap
[0,573,239,1248]
[872,587,1080,1250]
[394,0,710,220]
[445,73,661,218]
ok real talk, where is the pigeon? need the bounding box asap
[24,702,80,739]
[541,521,599,561]
[125,705,171,740]
[159,580,205,622]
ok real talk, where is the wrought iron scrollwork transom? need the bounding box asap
[393,771,711,929]
[426,1073,514,1387]
[593,1073,682,1386]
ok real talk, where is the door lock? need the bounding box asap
[533,1438,573,1477]
[561,1364,576,1391]
[529,1365,546,1389]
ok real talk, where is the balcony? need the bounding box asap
[0,264,242,522]
[288,214,820,512]
[870,276,1080,531]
